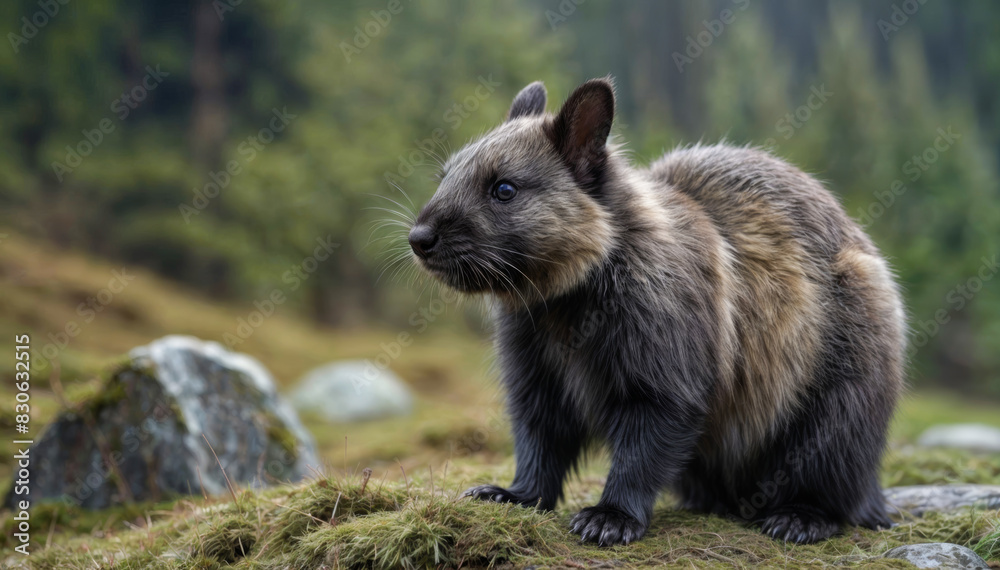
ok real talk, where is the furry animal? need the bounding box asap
[407,78,906,546]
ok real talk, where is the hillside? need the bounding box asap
[0,230,503,483]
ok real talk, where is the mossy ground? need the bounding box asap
[4,453,1000,569]
[2,233,1000,568]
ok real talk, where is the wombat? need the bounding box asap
[407,78,905,546]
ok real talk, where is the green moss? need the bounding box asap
[886,509,997,546]
[9,466,1000,570]
[62,376,108,406]
[0,498,181,551]
[61,361,158,422]
[7,413,1000,569]
[263,411,299,460]
[87,377,128,416]
[882,447,1000,487]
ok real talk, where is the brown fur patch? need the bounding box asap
[649,146,842,457]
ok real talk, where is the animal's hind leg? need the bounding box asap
[755,246,903,544]
[757,337,899,542]
[850,476,893,531]
[821,246,903,533]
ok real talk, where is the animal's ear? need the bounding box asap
[547,78,615,188]
[507,81,547,120]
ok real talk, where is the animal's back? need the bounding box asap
[647,144,906,456]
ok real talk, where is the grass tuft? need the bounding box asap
[195,513,257,564]
[886,509,997,546]
[972,519,1000,561]
[267,474,408,544]
[291,491,561,569]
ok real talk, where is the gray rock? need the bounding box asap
[290,360,413,423]
[4,335,319,509]
[885,485,1000,516]
[883,543,989,569]
[917,424,1000,453]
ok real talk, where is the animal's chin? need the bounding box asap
[416,255,493,294]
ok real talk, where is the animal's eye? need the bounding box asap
[492,181,517,202]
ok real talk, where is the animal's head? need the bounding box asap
[408,78,619,304]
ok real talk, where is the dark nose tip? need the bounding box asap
[408,224,438,259]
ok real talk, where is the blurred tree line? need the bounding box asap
[1,0,998,393]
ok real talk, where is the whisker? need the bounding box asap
[385,180,417,211]
[375,254,413,285]
[367,193,416,220]
[479,244,565,266]
[373,252,411,278]
[485,252,548,312]
[415,272,435,301]
[362,206,415,224]
[388,258,416,286]
[363,228,409,249]
[366,219,412,233]
[481,255,535,328]
[363,224,409,250]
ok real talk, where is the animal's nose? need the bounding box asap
[408,224,439,259]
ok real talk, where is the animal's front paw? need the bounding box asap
[462,484,539,507]
[570,505,647,546]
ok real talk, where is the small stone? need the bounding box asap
[290,360,413,423]
[4,335,319,509]
[884,485,1000,516]
[883,543,989,569]
[917,424,1000,453]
